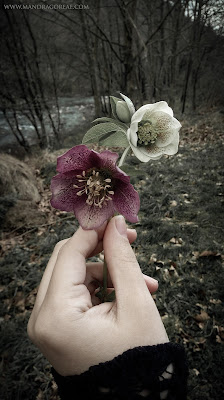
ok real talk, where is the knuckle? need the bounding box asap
[54,238,69,252]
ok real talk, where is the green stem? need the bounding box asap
[118,145,131,167]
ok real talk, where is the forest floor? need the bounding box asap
[0,108,224,400]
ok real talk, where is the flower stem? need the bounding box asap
[118,145,131,167]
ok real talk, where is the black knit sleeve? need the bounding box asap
[52,342,188,400]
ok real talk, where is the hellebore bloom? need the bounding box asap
[127,101,181,162]
[50,145,140,230]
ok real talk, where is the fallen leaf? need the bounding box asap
[196,303,207,310]
[26,287,38,307]
[193,368,200,376]
[169,237,183,245]
[169,266,179,277]
[217,326,224,340]
[14,291,25,311]
[216,335,222,343]
[198,251,221,258]
[194,311,210,322]
[209,298,222,304]
[149,253,157,263]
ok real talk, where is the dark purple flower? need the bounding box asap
[50,145,140,230]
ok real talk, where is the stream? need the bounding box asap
[0,96,95,154]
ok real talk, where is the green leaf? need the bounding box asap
[95,288,105,301]
[95,288,116,302]
[110,96,121,119]
[106,290,116,302]
[99,130,129,147]
[82,122,119,144]
[93,117,128,130]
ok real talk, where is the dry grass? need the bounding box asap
[0,154,40,203]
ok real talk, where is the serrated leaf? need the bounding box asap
[82,122,119,144]
[119,164,144,176]
[120,93,135,116]
[99,130,129,147]
[93,117,128,130]
[110,96,121,119]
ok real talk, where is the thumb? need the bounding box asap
[103,216,149,308]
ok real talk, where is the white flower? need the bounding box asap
[127,101,181,162]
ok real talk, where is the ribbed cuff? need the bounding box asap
[52,342,188,400]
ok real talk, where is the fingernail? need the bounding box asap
[115,215,127,237]
[152,278,159,288]
[128,228,137,234]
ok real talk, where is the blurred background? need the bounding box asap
[0,0,224,154]
[0,1,224,399]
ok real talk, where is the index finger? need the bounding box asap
[42,227,100,306]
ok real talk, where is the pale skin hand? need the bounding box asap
[28,216,169,376]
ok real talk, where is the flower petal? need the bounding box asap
[94,149,131,183]
[128,142,158,162]
[127,123,138,147]
[50,171,82,212]
[143,101,174,118]
[143,133,179,159]
[113,181,140,222]
[113,167,131,184]
[131,101,173,124]
[162,132,179,155]
[145,111,181,147]
[131,104,153,123]
[119,93,135,116]
[74,199,115,230]
[57,145,95,173]
[97,150,119,170]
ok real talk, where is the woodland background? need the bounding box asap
[0,0,224,151]
[0,0,224,399]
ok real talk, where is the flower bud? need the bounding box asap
[116,101,131,123]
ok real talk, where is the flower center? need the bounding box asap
[73,169,114,208]
[137,121,157,145]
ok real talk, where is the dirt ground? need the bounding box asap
[0,109,224,399]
